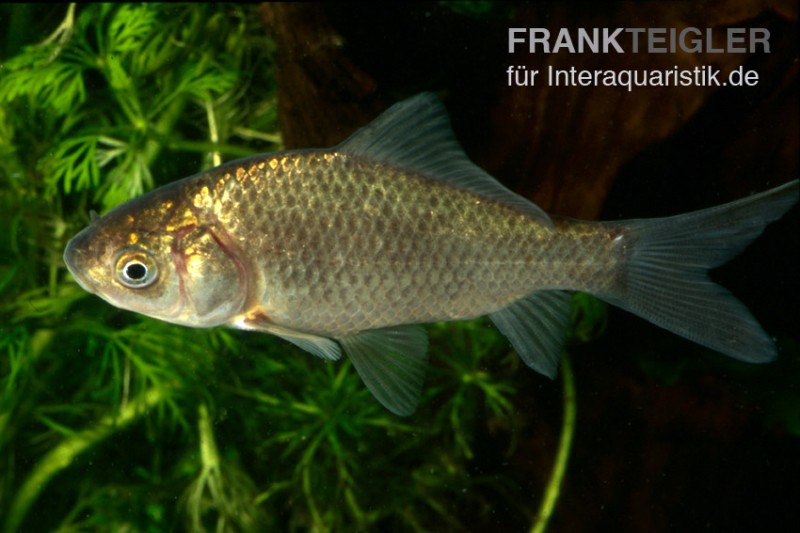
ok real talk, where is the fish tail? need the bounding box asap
[602,180,798,363]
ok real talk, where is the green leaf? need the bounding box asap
[0,50,86,115]
[106,4,159,55]
[101,150,153,208]
[44,136,101,196]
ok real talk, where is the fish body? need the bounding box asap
[64,93,799,415]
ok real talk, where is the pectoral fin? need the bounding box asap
[234,314,342,361]
[269,327,342,361]
[339,326,429,416]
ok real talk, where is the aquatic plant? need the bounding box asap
[0,5,587,531]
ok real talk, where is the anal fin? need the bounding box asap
[489,291,572,378]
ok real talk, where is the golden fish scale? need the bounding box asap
[186,151,623,336]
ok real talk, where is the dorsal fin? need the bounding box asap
[336,93,553,227]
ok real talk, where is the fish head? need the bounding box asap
[64,189,247,328]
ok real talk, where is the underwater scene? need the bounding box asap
[1,3,798,532]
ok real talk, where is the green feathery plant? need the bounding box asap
[0,4,591,531]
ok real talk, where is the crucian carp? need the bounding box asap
[64,93,799,416]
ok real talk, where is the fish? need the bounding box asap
[63,93,799,416]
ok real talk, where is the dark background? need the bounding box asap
[260,3,798,531]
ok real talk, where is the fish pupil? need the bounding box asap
[125,262,147,281]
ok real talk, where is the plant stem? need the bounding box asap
[3,386,166,533]
[198,403,220,472]
[205,101,222,167]
[530,353,576,533]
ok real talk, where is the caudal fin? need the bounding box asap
[603,180,798,363]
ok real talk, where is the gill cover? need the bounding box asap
[171,225,249,326]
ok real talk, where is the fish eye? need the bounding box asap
[115,248,158,289]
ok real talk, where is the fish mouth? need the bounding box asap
[63,232,98,294]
